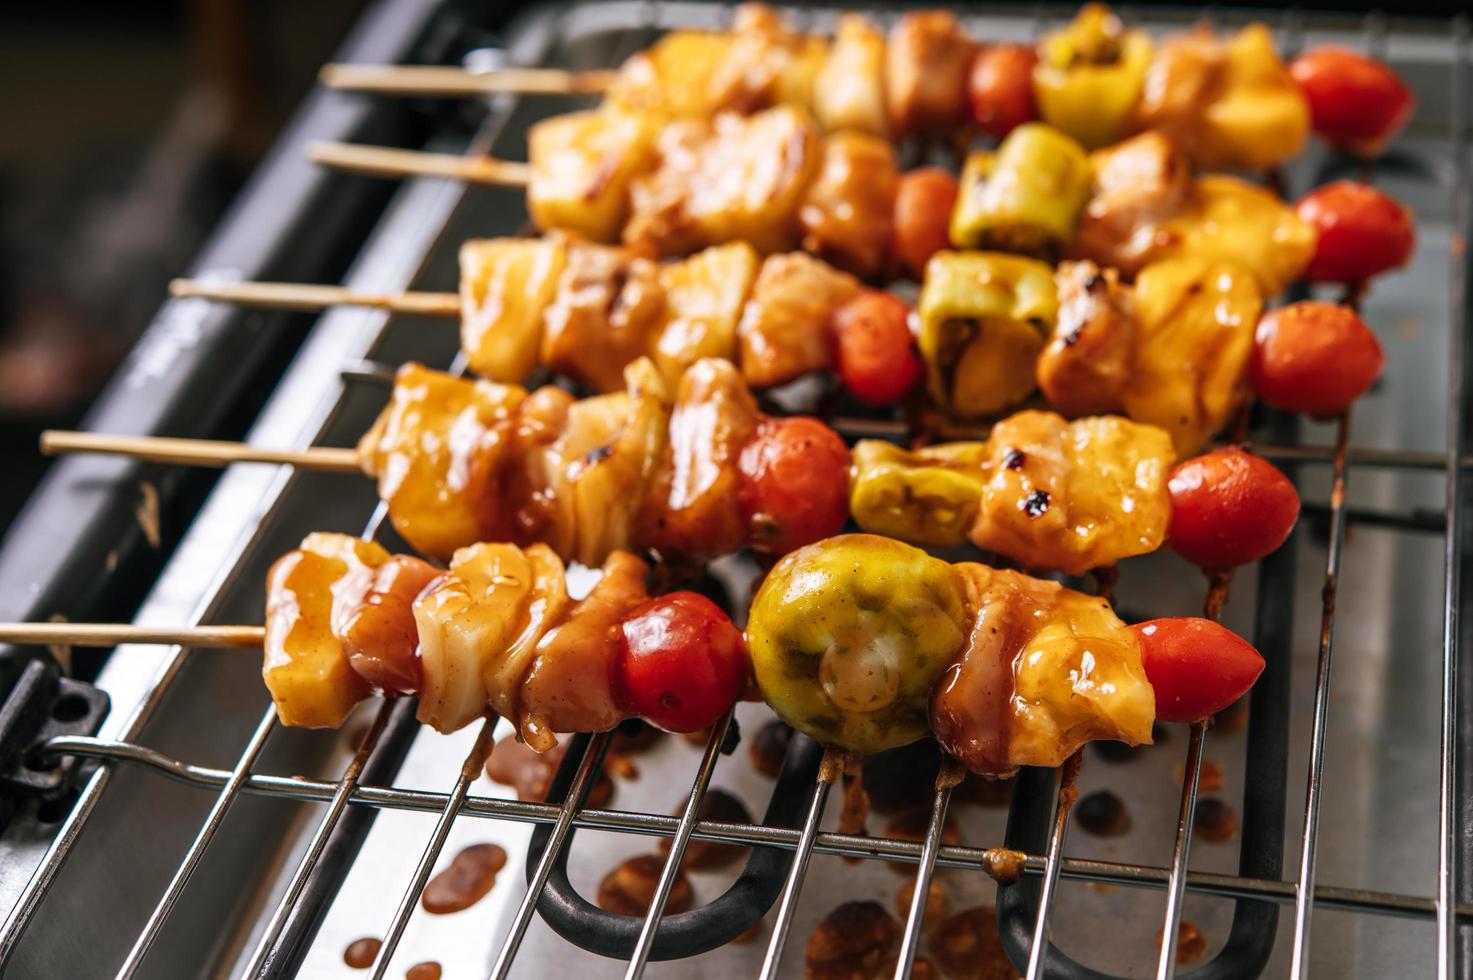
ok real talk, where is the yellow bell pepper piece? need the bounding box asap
[917,251,1057,417]
[1033,5,1153,149]
[848,440,989,550]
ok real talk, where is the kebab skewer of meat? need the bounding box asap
[309,102,1323,286]
[0,532,1268,777]
[321,4,1413,163]
[41,356,1182,576]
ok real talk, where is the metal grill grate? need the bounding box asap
[1,3,1470,978]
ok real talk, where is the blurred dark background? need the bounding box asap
[0,0,385,534]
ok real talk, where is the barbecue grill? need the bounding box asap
[0,1,1467,977]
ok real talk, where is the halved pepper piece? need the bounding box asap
[916,250,1057,418]
[1032,4,1152,150]
[949,123,1091,258]
[848,440,989,550]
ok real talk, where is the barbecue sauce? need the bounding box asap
[343,937,381,968]
[421,843,508,915]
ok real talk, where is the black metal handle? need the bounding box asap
[527,728,824,961]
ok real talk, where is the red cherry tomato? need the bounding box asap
[738,418,851,555]
[613,592,750,733]
[1167,449,1300,570]
[891,167,959,280]
[1290,47,1414,155]
[1132,617,1265,724]
[833,290,923,405]
[968,44,1038,140]
[1296,181,1415,283]
[1252,301,1385,417]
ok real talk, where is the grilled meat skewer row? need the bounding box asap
[277,531,1267,773]
[318,107,1325,290]
[326,4,1413,163]
[42,356,1182,575]
[0,532,1263,776]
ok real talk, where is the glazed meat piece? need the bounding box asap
[519,551,651,749]
[458,235,568,383]
[1038,258,1263,454]
[341,554,441,694]
[606,29,735,119]
[356,364,526,561]
[812,14,890,138]
[263,533,386,728]
[637,359,763,560]
[971,411,1175,576]
[885,12,974,137]
[518,359,671,567]
[413,543,537,734]
[932,563,1155,774]
[526,109,658,243]
[1069,131,1191,277]
[737,252,859,388]
[650,242,759,385]
[1036,260,1135,417]
[625,105,822,257]
[1121,257,1261,454]
[798,131,898,279]
[540,242,668,393]
[706,4,827,115]
[1135,23,1310,172]
[1145,176,1315,297]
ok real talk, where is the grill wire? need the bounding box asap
[2,4,1470,978]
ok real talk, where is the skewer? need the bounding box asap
[320,64,615,98]
[0,623,264,648]
[40,431,362,474]
[308,141,531,186]
[170,278,460,317]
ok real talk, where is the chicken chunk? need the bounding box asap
[812,14,890,137]
[520,550,651,750]
[885,12,974,137]
[540,241,668,393]
[970,410,1175,575]
[651,242,760,385]
[932,564,1154,774]
[1036,260,1135,417]
[798,132,899,279]
[520,359,671,567]
[1134,23,1310,172]
[1069,131,1191,277]
[638,358,764,560]
[737,252,859,388]
[625,105,822,257]
[706,4,828,115]
[527,109,658,243]
[356,364,526,561]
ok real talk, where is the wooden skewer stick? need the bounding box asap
[170,278,460,317]
[320,64,616,98]
[0,623,264,648]
[41,431,363,473]
[308,141,532,187]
